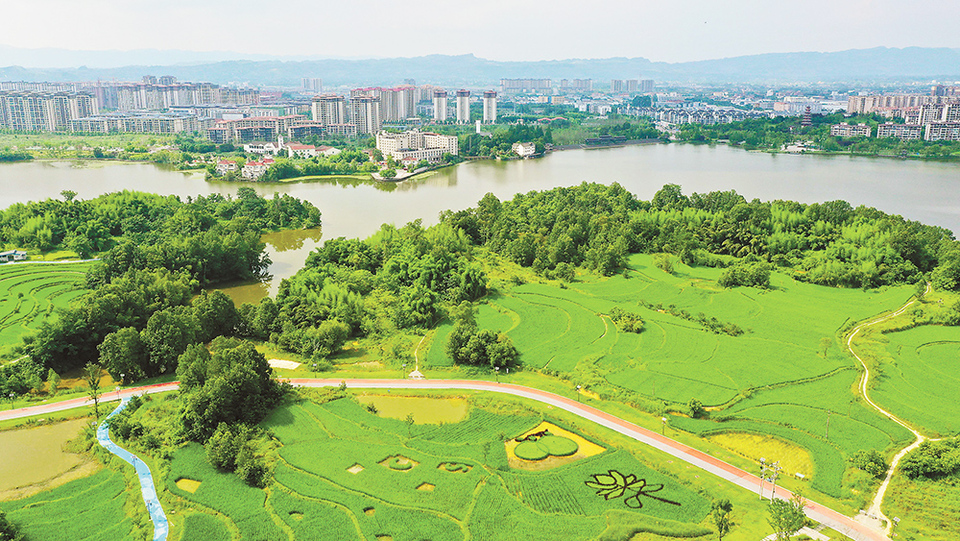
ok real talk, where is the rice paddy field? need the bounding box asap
[0,262,91,356]
[424,254,919,500]
[870,325,960,437]
[0,469,140,541]
[166,396,714,541]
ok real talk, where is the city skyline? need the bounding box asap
[1,0,959,67]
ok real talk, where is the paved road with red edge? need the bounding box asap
[2,378,889,541]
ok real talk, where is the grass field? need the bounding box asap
[0,469,139,541]
[868,325,960,437]
[0,262,91,356]
[164,394,714,541]
[883,472,960,541]
[420,253,915,502]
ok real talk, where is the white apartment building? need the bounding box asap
[483,91,497,123]
[925,123,960,141]
[350,96,382,135]
[456,90,470,123]
[876,123,924,140]
[433,91,448,122]
[70,112,201,134]
[376,129,459,163]
[311,95,348,126]
[830,123,872,137]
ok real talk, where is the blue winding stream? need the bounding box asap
[97,398,169,541]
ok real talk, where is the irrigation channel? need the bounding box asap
[97,398,169,541]
[3,379,889,541]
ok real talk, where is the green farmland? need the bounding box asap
[871,325,960,437]
[424,253,917,500]
[0,469,139,541]
[0,262,91,356]
[166,395,714,541]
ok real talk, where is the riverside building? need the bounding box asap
[376,129,458,163]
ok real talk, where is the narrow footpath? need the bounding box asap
[845,284,931,535]
[2,378,890,541]
[97,398,169,541]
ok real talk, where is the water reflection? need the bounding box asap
[216,228,323,304]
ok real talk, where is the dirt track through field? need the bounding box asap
[845,283,931,535]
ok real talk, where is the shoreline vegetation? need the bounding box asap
[2,112,958,188]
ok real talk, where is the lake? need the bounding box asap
[2,144,958,301]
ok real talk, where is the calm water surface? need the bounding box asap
[2,145,958,301]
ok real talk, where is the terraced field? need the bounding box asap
[0,262,91,354]
[0,469,139,541]
[872,325,960,437]
[424,254,916,498]
[167,397,712,541]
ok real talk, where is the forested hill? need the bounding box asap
[440,183,957,289]
[15,188,321,374]
[246,182,960,382]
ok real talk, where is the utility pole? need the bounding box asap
[825,409,832,439]
[576,384,581,402]
[759,458,765,500]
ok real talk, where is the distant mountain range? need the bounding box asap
[1,46,958,87]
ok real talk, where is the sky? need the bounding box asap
[1,0,959,64]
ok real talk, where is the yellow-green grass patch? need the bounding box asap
[175,478,201,493]
[357,395,468,424]
[707,432,814,478]
[505,421,605,471]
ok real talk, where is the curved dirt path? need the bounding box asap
[845,284,930,534]
[1,378,889,541]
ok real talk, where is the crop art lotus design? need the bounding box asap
[585,470,682,509]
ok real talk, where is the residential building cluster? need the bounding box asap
[103,78,259,111]
[644,106,772,126]
[610,79,655,93]
[0,90,99,131]
[0,76,261,134]
[847,87,960,141]
[375,129,459,164]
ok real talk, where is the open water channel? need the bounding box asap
[1,143,958,302]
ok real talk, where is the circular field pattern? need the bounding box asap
[514,435,580,461]
[514,441,549,461]
[538,435,579,456]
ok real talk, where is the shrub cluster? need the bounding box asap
[609,307,644,333]
[445,302,518,369]
[900,438,960,480]
[851,449,888,478]
[205,423,269,487]
[637,301,744,337]
[718,261,771,289]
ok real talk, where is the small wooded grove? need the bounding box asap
[0,186,320,257]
